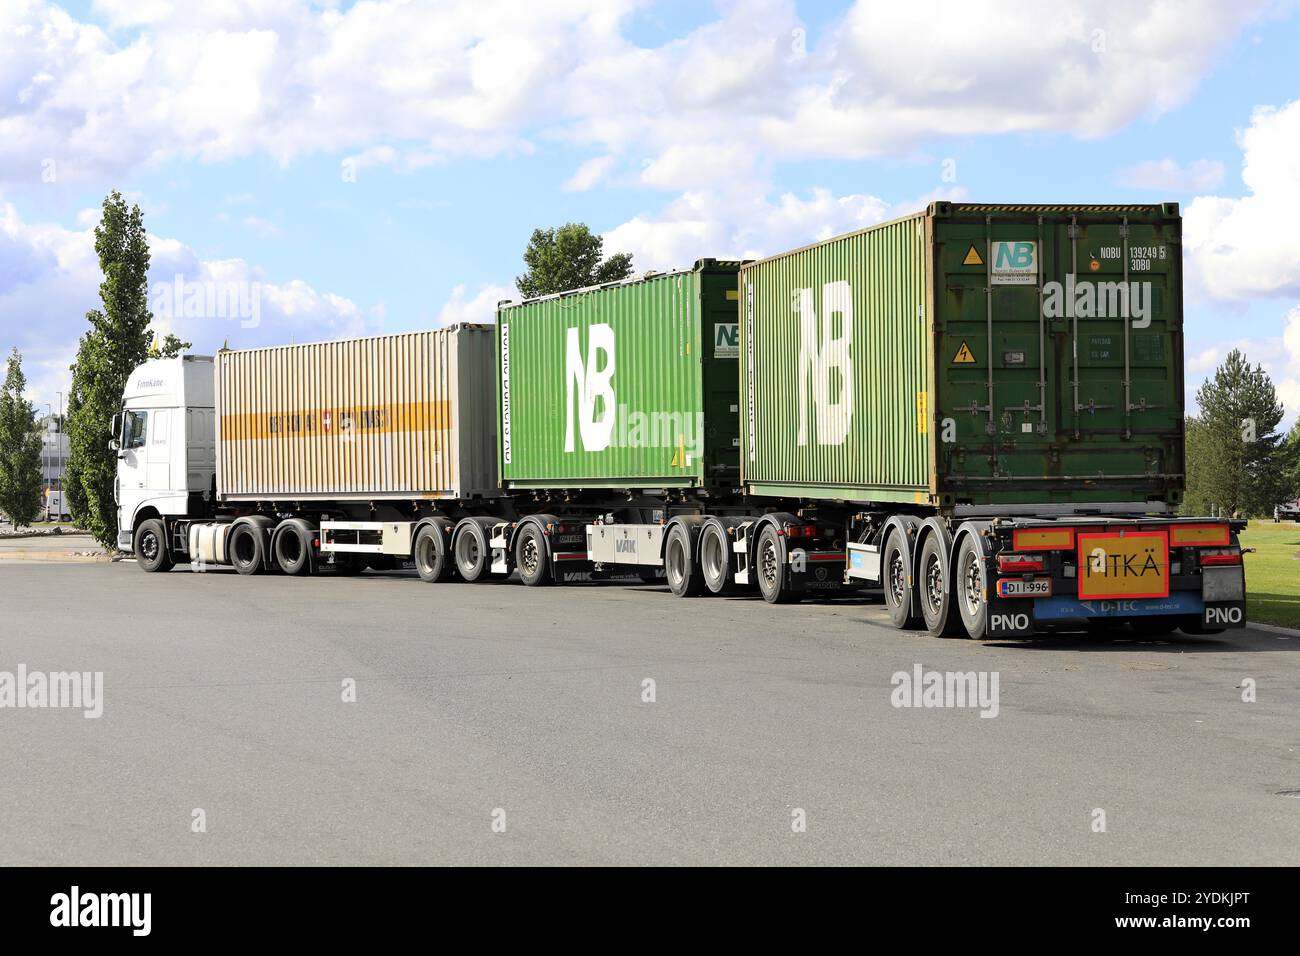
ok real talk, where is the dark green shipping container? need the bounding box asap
[497,260,741,491]
[739,202,1185,513]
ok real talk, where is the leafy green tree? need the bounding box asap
[1281,418,1300,503]
[0,348,44,528]
[516,223,634,298]
[1182,349,1289,518]
[64,190,188,549]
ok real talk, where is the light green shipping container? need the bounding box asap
[497,260,742,491]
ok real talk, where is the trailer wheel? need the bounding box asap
[918,535,962,637]
[515,524,552,587]
[273,520,315,576]
[699,521,736,595]
[755,525,801,604]
[413,524,453,583]
[229,523,265,576]
[664,524,704,597]
[453,521,491,582]
[135,518,174,573]
[954,536,988,639]
[882,530,916,628]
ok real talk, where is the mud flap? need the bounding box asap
[1202,602,1247,629]
[985,596,1035,638]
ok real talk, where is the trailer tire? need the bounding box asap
[135,518,174,573]
[755,524,801,604]
[664,523,704,597]
[229,523,265,576]
[413,524,453,583]
[882,530,915,628]
[273,520,315,576]
[453,520,491,582]
[918,534,962,637]
[699,520,736,595]
[515,524,552,587]
[954,535,988,639]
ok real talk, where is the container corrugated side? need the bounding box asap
[740,214,931,503]
[498,262,741,490]
[216,325,497,501]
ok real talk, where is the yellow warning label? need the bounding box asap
[962,245,983,266]
[726,289,739,300]
[953,341,976,364]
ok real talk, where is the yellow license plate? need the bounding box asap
[1077,531,1170,599]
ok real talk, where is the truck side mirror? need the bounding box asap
[111,413,122,440]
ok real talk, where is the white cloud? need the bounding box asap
[1184,307,1300,426]
[754,0,1267,160]
[562,155,615,192]
[603,178,966,273]
[0,0,1270,187]
[1276,306,1300,420]
[437,282,515,325]
[1185,99,1300,300]
[0,199,374,409]
[1116,157,1225,192]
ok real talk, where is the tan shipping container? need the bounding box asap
[215,324,497,502]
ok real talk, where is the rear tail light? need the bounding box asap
[1199,549,1242,567]
[784,524,818,538]
[997,553,1045,573]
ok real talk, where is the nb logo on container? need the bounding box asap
[565,323,616,453]
[793,281,854,447]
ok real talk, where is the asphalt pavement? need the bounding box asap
[1,560,1296,865]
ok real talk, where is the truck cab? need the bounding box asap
[112,356,216,553]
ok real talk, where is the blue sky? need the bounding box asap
[2,0,1299,424]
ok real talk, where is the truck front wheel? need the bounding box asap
[135,519,174,573]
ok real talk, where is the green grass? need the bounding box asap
[1241,520,1300,630]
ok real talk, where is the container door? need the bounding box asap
[937,209,1182,509]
